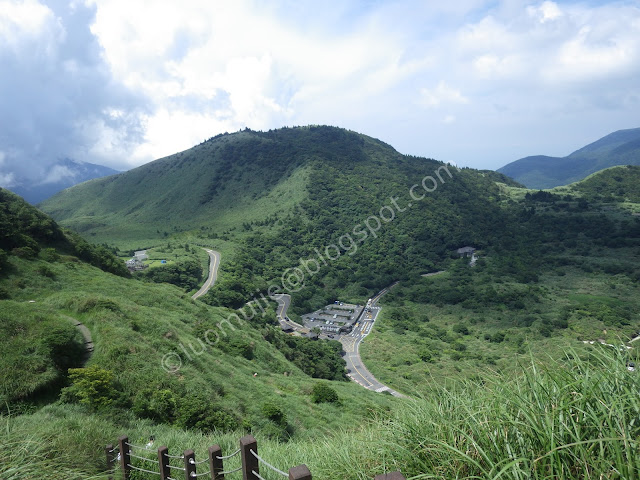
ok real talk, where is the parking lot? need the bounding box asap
[300,302,364,336]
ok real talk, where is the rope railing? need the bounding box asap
[129,451,160,463]
[250,449,288,477]
[191,471,212,477]
[251,470,267,480]
[126,441,153,450]
[108,433,405,480]
[216,447,241,460]
[128,463,161,475]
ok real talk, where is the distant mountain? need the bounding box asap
[497,128,640,189]
[1,158,119,204]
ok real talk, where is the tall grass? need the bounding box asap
[2,347,637,479]
[375,347,640,479]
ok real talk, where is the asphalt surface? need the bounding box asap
[192,249,221,299]
[339,284,406,397]
[271,293,306,331]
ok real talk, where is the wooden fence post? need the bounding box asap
[209,445,224,479]
[184,449,196,479]
[289,464,312,480]
[118,435,131,480]
[158,446,170,480]
[374,472,405,480]
[105,444,114,480]
[240,435,259,480]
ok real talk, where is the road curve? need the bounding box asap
[192,249,221,299]
[271,293,306,331]
[340,283,406,398]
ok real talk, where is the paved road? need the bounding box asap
[339,283,406,397]
[192,249,221,299]
[271,293,306,331]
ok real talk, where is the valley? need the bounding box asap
[2,127,639,479]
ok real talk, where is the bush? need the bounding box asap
[41,247,60,262]
[262,402,287,425]
[132,388,177,423]
[452,324,469,335]
[61,366,118,411]
[175,395,237,433]
[311,382,340,404]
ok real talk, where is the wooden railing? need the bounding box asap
[106,434,405,479]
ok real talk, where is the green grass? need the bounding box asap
[3,346,638,479]
[361,263,640,396]
[0,253,398,440]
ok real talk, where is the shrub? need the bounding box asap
[311,382,340,404]
[41,247,60,262]
[262,402,287,425]
[61,366,117,411]
[175,395,238,433]
[452,324,469,335]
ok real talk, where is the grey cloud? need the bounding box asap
[0,0,150,186]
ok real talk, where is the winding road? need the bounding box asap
[340,283,406,397]
[271,293,306,331]
[192,249,221,299]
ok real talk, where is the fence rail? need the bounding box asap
[106,435,405,480]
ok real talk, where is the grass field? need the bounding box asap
[361,261,640,396]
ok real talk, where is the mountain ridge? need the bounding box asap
[2,158,119,204]
[497,127,640,189]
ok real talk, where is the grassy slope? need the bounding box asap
[3,346,638,479]
[39,131,314,247]
[1,253,397,436]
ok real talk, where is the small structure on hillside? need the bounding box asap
[126,258,147,271]
[456,246,476,257]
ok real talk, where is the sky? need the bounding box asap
[1,0,639,187]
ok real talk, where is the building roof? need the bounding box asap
[456,246,476,254]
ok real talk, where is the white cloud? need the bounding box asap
[39,165,76,185]
[420,82,468,108]
[1,0,640,175]
[527,1,563,24]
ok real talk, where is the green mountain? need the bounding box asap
[5,127,640,478]
[497,128,640,189]
[40,126,515,309]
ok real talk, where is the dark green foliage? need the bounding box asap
[0,188,128,276]
[263,328,346,380]
[452,324,469,335]
[141,259,202,290]
[311,382,340,404]
[571,165,640,203]
[41,247,60,262]
[262,401,287,424]
[132,388,177,423]
[0,305,85,406]
[175,395,238,433]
